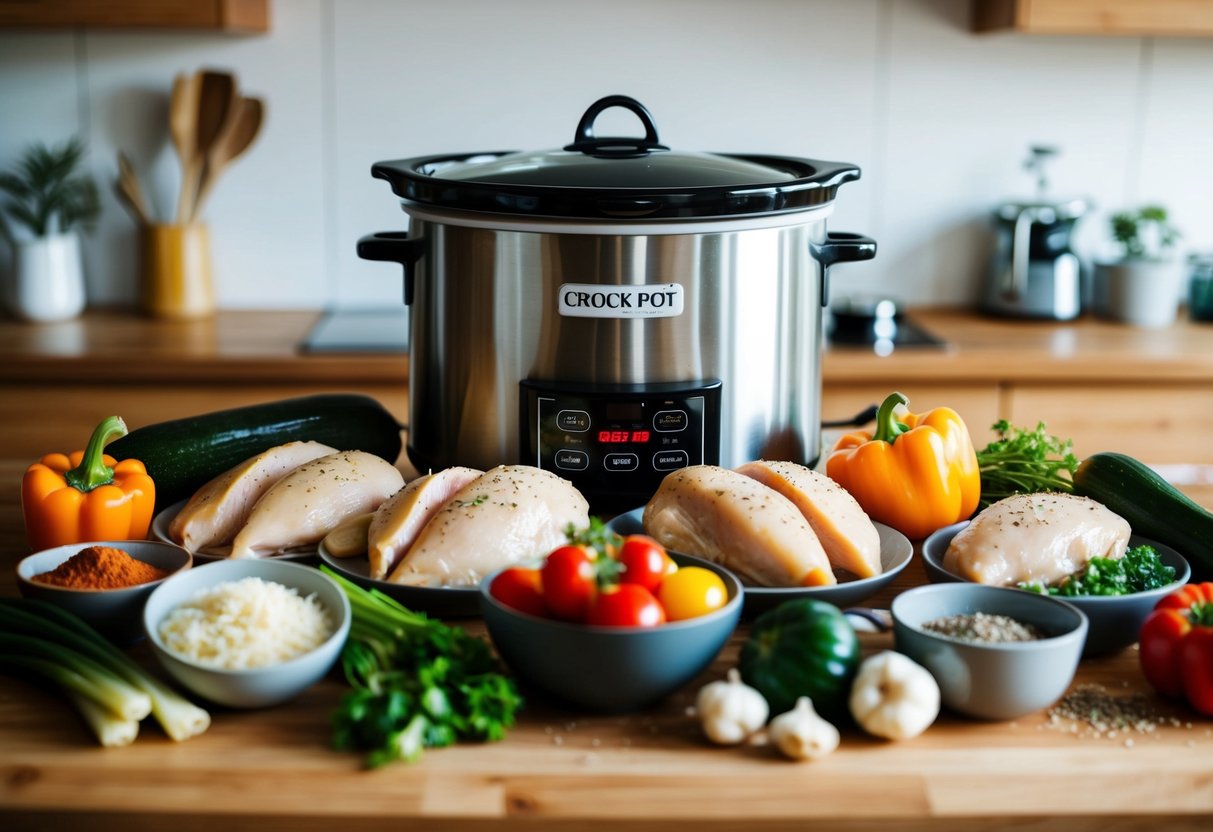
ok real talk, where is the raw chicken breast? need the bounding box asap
[367,466,484,579]
[643,465,836,587]
[168,440,336,554]
[387,465,588,587]
[735,460,882,579]
[943,492,1131,586]
[229,451,404,559]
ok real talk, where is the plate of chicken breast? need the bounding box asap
[609,461,913,615]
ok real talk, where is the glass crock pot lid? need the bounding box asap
[371,95,861,220]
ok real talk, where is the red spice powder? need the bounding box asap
[34,545,170,590]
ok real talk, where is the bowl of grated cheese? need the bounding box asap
[142,559,350,708]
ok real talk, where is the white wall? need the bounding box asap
[1,0,1210,312]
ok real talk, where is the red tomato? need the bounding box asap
[617,535,674,593]
[541,545,598,622]
[489,567,546,618]
[587,583,666,628]
[657,566,728,621]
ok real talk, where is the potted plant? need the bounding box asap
[0,137,99,322]
[1092,205,1184,327]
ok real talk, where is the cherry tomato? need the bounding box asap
[617,535,675,593]
[657,566,728,621]
[489,567,546,618]
[587,583,666,628]
[541,545,598,622]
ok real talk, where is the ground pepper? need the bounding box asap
[33,545,169,590]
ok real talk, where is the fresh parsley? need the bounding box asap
[322,566,522,768]
[1019,545,1176,597]
[976,420,1079,509]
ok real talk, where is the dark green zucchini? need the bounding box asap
[1072,451,1213,580]
[107,394,403,511]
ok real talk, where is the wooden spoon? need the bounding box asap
[114,151,152,225]
[192,95,264,220]
[169,72,200,223]
[178,69,237,223]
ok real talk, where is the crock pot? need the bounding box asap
[360,95,876,509]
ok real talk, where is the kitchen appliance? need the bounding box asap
[359,95,875,509]
[981,146,1089,320]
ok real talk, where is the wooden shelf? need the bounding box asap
[0,0,268,34]
[973,0,1213,36]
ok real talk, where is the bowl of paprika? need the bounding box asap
[17,540,192,644]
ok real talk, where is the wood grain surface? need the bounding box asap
[1,454,1211,831]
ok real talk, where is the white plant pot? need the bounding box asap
[8,232,86,322]
[1092,259,1182,328]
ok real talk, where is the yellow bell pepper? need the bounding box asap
[826,392,980,540]
[21,416,156,552]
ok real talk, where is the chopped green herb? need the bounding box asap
[1019,545,1176,597]
[454,494,489,508]
[976,420,1079,509]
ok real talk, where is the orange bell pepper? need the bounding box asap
[826,392,980,540]
[21,416,156,551]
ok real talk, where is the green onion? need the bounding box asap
[67,691,140,748]
[0,599,210,742]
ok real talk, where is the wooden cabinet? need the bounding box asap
[972,0,1213,36]
[0,0,268,33]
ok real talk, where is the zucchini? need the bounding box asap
[107,394,403,511]
[1072,451,1213,580]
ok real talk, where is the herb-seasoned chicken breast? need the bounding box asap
[367,466,484,580]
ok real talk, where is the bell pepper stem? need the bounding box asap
[873,392,911,444]
[63,416,128,493]
[1191,602,1213,628]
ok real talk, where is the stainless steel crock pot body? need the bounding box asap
[360,96,876,510]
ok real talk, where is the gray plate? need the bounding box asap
[608,507,913,616]
[317,542,482,618]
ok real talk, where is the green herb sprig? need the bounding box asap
[976,420,1079,509]
[324,566,521,768]
[1019,545,1176,597]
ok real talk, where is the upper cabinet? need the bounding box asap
[973,0,1213,36]
[0,1,269,34]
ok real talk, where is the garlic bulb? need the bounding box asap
[768,697,839,760]
[848,650,940,741]
[696,668,769,745]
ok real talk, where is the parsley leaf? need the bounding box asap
[976,420,1079,509]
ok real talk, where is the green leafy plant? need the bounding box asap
[1109,205,1181,261]
[0,137,100,239]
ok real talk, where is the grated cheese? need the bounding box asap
[158,576,335,670]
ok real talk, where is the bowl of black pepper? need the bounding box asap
[891,583,1088,721]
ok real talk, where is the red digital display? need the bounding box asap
[598,430,651,443]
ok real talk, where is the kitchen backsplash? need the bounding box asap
[1,0,1210,311]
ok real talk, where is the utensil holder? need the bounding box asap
[140,223,214,319]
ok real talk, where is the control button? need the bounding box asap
[557,409,591,432]
[555,450,589,471]
[604,453,639,472]
[654,410,688,432]
[653,450,689,471]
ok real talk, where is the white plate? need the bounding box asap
[607,507,913,615]
[151,499,319,562]
[317,542,482,618]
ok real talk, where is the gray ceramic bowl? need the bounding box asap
[16,540,192,643]
[892,583,1088,721]
[608,507,913,615]
[142,559,350,708]
[317,541,480,618]
[479,553,743,713]
[923,521,1191,656]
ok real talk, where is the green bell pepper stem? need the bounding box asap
[872,392,911,444]
[1191,602,1213,629]
[63,416,128,493]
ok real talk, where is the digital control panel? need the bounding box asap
[520,379,722,510]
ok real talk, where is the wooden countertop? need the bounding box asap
[2,307,1212,385]
[2,463,1212,830]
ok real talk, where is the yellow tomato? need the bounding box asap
[657,566,728,621]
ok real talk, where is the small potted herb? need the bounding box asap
[1092,204,1184,327]
[0,137,99,322]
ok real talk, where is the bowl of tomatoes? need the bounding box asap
[479,528,744,712]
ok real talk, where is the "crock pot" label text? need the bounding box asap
[557,283,684,319]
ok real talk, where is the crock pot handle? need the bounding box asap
[813,232,877,307]
[357,231,425,305]
[564,95,670,155]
